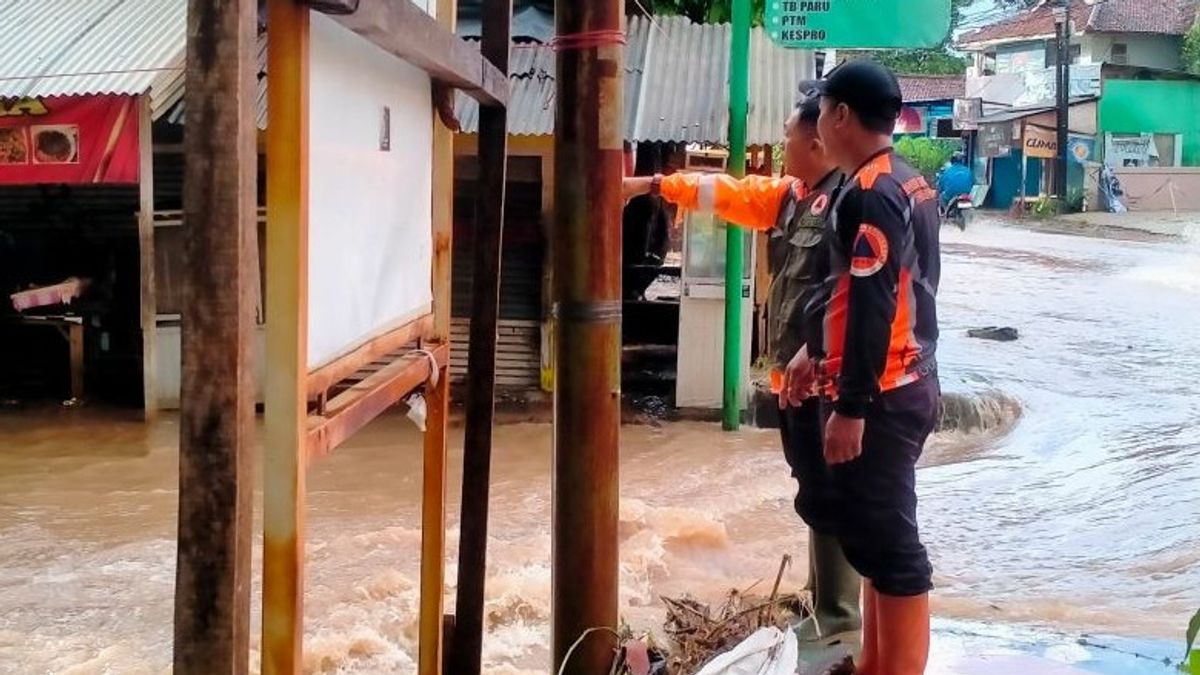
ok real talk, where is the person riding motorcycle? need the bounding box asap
[937,152,973,216]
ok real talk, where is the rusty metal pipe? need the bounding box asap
[551,1,623,672]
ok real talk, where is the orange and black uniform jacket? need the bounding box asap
[658,172,804,232]
[658,172,809,388]
[813,150,941,418]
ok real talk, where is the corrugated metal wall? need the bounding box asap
[450,155,544,388]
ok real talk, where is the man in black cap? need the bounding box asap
[785,59,942,675]
[624,95,863,657]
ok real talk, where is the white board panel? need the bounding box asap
[307,11,433,368]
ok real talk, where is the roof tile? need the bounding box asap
[960,0,1197,47]
[898,74,965,102]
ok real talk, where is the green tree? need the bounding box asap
[648,0,765,25]
[857,49,969,75]
[1184,22,1200,75]
[894,136,958,180]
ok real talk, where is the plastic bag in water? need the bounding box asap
[405,393,427,432]
[695,627,799,675]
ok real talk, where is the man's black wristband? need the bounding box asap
[833,397,867,419]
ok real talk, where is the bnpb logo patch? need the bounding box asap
[850,224,888,277]
[809,193,829,216]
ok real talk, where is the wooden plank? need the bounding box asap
[305,314,433,398]
[305,343,449,459]
[262,1,309,674]
[138,95,157,419]
[451,0,511,671]
[420,0,457,668]
[173,0,258,673]
[332,0,507,106]
[68,322,84,401]
[155,208,266,228]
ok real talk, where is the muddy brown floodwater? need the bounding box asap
[1,218,1198,673]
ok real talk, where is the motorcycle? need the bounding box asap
[942,193,974,230]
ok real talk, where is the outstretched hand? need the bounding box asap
[622,176,653,203]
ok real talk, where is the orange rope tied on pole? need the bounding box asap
[549,29,626,51]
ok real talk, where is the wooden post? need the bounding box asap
[419,0,457,672]
[138,95,157,419]
[451,0,510,672]
[552,0,623,672]
[68,322,85,401]
[1019,120,1028,216]
[174,0,257,672]
[262,1,309,673]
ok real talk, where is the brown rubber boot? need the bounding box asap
[851,580,879,675]
[873,590,930,675]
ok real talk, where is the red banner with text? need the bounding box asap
[0,95,140,185]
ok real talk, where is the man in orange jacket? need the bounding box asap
[623,95,862,656]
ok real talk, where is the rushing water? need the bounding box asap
[0,218,1197,674]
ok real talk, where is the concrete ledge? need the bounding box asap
[1059,211,1198,238]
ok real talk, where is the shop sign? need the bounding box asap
[978,122,1014,158]
[0,95,139,185]
[1023,124,1058,159]
[767,0,951,48]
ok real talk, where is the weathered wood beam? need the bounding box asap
[138,95,157,420]
[331,0,508,106]
[419,0,458,671]
[305,313,433,399]
[305,342,450,459]
[174,0,258,672]
[451,0,511,672]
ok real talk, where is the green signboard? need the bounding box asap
[766,0,951,49]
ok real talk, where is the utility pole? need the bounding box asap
[552,0,623,672]
[722,0,751,430]
[175,0,257,672]
[1054,0,1070,198]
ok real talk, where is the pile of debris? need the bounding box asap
[661,556,807,673]
[605,556,855,675]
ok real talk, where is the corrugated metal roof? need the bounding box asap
[165,34,269,130]
[624,15,651,141]
[458,2,555,42]
[975,95,1097,124]
[746,21,814,146]
[456,14,814,145]
[632,17,730,144]
[454,67,556,136]
[0,0,187,116]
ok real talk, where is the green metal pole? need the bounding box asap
[722,0,751,430]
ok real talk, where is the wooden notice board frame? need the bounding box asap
[262,1,503,673]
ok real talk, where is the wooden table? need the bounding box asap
[5,315,85,400]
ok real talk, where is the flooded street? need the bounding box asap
[1,218,1198,673]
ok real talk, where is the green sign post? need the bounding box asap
[766,0,951,48]
[722,0,751,431]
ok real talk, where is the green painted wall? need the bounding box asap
[1099,79,1200,166]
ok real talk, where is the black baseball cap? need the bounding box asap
[792,81,822,127]
[814,60,903,123]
